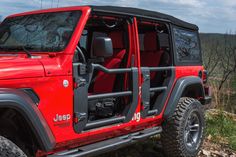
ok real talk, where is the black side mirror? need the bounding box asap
[93,37,113,58]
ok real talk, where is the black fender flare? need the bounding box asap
[163,76,205,119]
[0,88,55,151]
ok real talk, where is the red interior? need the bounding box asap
[93,31,126,93]
[140,32,163,79]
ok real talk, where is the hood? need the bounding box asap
[0,55,45,80]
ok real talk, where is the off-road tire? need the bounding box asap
[161,97,205,157]
[0,135,27,157]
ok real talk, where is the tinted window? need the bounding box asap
[174,27,201,63]
[0,11,81,52]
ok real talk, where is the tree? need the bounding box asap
[217,33,236,90]
[201,33,236,90]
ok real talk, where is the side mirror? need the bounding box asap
[93,37,113,58]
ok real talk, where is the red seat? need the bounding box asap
[93,31,126,93]
[140,32,163,79]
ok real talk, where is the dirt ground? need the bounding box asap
[198,139,236,157]
[99,135,236,157]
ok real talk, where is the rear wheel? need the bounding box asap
[0,135,27,157]
[161,97,205,157]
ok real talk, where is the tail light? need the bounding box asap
[202,70,208,83]
[204,86,211,96]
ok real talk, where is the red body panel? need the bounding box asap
[0,6,204,155]
[0,55,44,79]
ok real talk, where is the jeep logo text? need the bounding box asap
[53,114,71,122]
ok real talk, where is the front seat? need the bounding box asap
[93,31,126,93]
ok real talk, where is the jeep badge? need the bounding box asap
[63,80,69,88]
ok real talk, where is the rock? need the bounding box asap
[212,150,228,157]
[207,135,212,140]
[202,149,211,156]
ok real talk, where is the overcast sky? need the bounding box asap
[0,0,235,33]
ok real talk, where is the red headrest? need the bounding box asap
[144,32,157,51]
[109,31,124,49]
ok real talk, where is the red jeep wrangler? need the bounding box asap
[0,6,211,157]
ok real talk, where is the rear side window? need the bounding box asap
[173,27,201,64]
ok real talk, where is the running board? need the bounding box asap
[49,127,162,157]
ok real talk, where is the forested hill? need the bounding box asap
[200,33,223,40]
[200,33,236,43]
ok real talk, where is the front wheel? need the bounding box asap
[0,135,27,157]
[161,97,205,157]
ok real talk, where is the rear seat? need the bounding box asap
[140,32,163,79]
[93,31,126,93]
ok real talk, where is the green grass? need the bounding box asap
[206,111,236,150]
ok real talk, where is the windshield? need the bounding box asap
[0,11,81,52]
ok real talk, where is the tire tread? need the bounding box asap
[161,97,205,157]
[0,135,27,157]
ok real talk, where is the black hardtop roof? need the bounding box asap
[91,6,198,31]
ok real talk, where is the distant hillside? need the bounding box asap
[200,33,225,36]
[200,33,223,41]
[200,33,236,44]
